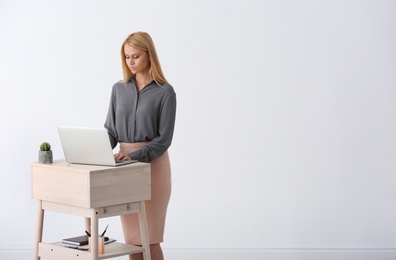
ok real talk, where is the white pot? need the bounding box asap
[39,150,53,164]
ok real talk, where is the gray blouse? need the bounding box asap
[104,78,177,162]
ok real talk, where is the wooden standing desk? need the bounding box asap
[31,160,151,260]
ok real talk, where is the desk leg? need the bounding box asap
[34,200,44,260]
[90,210,99,260]
[138,202,151,260]
[85,217,91,233]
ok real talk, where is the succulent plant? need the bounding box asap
[40,142,51,151]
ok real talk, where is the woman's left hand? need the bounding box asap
[114,152,132,161]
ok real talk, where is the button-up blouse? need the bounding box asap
[104,78,177,162]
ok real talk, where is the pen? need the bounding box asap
[85,230,91,237]
[100,224,109,237]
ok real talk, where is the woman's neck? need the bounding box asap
[135,73,152,91]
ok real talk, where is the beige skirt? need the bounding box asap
[119,142,171,245]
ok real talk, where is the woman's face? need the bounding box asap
[124,45,150,75]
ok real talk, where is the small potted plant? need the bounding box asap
[39,142,53,164]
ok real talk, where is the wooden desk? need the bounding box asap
[31,160,151,260]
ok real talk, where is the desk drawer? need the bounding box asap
[31,160,151,208]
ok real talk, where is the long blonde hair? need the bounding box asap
[121,32,167,85]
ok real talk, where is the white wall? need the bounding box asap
[1,0,395,258]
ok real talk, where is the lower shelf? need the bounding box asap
[39,241,144,259]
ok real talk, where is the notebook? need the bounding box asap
[62,235,110,246]
[58,126,137,166]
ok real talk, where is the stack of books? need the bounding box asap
[62,235,115,250]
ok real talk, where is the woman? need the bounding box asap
[104,31,176,260]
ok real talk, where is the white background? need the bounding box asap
[0,0,395,257]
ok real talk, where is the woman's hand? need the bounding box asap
[114,152,132,161]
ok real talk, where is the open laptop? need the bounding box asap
[58,126,137,166]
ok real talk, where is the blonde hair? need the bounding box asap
[121,32,167,85]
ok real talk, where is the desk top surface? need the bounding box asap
[31,159,150,173]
